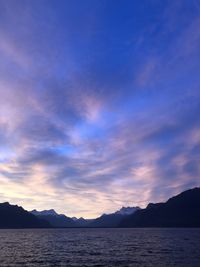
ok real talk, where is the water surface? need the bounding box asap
[0,228,200,266]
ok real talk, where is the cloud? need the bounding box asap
[0,0,200,218]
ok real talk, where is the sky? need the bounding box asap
[0,0,200,218]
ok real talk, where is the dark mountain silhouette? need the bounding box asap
[31,209,58,216]
[115,206,141,215]
[73,217,94,227]
[120,187,200,227]
[89,213,125,227]
[31,209,93,227]
[31,209,77,227]
[89,206,140,227]
[0,202,51,228]
[1,187,199,228]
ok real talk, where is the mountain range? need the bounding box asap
[0,202,50,228]
[30,206,139,227]
[0,187,200,228]
[30,209,92,227]
[89,207,140,227]
[120,187,200,227]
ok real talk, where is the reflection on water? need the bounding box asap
[0,228,200,266]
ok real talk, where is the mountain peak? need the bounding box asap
[120,187,200,227]
[1,202,11,206]
[115,206,141,215]
[0,203,51,228]
[31,209,58,216]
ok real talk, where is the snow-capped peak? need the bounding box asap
[115,206,140,215]
[31,209,58,216]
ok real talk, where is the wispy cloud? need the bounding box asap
[0,0,200,218]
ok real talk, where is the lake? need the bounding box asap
[0,228,200,266]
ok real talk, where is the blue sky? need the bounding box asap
[0,0,200,218]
